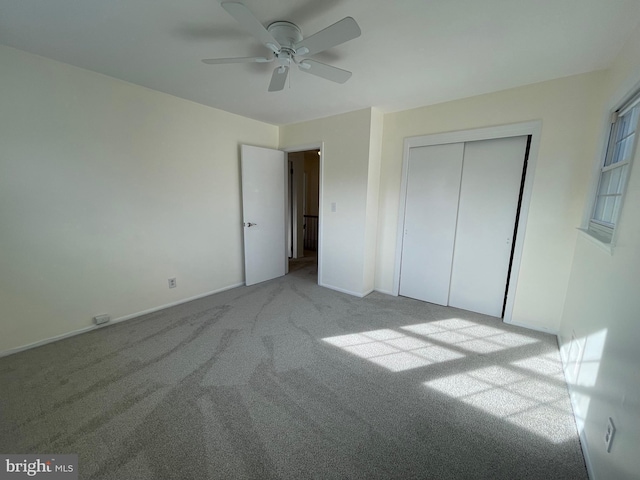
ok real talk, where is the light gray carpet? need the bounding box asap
[0,256,587,479]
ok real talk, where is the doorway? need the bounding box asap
[287,149,320,276]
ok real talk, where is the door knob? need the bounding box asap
[244,222,257,227]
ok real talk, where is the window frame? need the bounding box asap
[586,90,640,246]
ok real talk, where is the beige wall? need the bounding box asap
[375,71,607,332]
[0,46,278,353]
[363,108,384,293]
[559,21,640,480]
[280,108,381,296]
[2,25,640,477]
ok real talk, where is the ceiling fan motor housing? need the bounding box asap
[267,22,303,49]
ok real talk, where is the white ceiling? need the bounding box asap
[1,0,639,125]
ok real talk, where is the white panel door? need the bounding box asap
[399,143,464,305]
[241,145,287,286]
[448,136,527,316]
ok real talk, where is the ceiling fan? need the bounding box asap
[202,2,361,92]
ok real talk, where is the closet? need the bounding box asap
[398,135,529,318]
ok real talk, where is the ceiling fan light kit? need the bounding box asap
[202,2,361,92]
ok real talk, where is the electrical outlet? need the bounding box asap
[94,314,110,325]
[604,417,616,453]
[168,278,177,289]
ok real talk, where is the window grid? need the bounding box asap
[590,99,640,238]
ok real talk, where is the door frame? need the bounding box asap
[393,121,542,325]
[282,142,324,286]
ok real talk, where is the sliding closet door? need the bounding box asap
[448,136,527,316]
[399,143,464,305]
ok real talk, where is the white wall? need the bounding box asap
[375,72,606,332]
[0,46,278,354]
[280,108,380,296]
[362,108,384,294]
[3,27,640,476]
[559,21,640,480]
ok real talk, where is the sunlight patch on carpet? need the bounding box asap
[323,328,464,372]
[424,364,577,443]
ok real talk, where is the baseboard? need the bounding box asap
[107,282,244,326]
[503,318,558,335]
[558,333,596,480]
[373,288,395,296]
[0,282,245,358]
[576,424,595,480]
[0,325,98,359]
[319,282,373,298]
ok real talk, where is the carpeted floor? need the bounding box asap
[0,255,587,479]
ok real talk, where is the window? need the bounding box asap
[589,91,640,243]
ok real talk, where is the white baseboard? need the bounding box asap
[0,282,244,358]
[319,282,373,298]
[558,333,595,480]
[576,423,595,480]
[0,325,98,359]
[503,319,558,335]
[107,282,244,326]
[373,288,395,296]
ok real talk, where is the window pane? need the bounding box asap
[621,134,635,164]
[608,165,624,194]
[607,106,639,166]
[596,166,625,196]
[616,113,631,141]
[593,196,606,221]
[602,196,616,223]
[616,106,638,138]
[612,195,623,222]
[597,169,612,196]
[604,124,617,167]
[612,133,635,165]
[593,195,621,225]
[624,106,639,136]
[611,137,625,164]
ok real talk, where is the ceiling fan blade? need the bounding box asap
[268,66,289,92]
[298,59,352,84]
[202,56,273,64]
[221,2,281,53]
[294,17,361,57]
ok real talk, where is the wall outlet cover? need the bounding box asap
[94,314,110,325]
[604,417,616,453]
